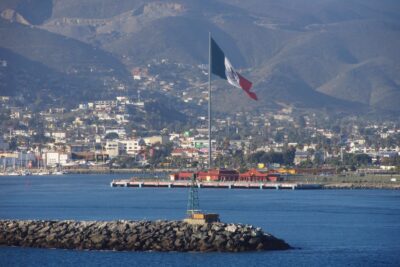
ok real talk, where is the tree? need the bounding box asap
[295,116,306,128]
[148,142,174,166]
[298,159,313,168]
[32,133,54,144]
[381,155,400,166]
[9,137,18,151]
[222,138,230,150]
[283,147,296,165]
[353,154,372,166]
[343,153,372,167]
[104,132,119,140]
[275,131,284,143]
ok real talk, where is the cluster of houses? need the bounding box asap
[1,92,399,173]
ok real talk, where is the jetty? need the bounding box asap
[110,179,323,190]
[0,220,291,252]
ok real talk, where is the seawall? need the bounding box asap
[0,220,290,252]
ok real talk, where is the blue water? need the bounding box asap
[0,174,399,267]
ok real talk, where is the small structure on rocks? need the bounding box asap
[183,173,220,225]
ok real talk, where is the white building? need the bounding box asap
[115,114,130,124]
[97,112,112,121]
[105,141,119,158]
[116,96,131,104]
[143,135,169,146]
[52,132,67,143]
[78,103,88,110]
[294,151,312,165]
[95,100,117,110]
[43,152,70,167]
[119,139,145,155]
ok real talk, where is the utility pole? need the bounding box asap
[208,32,212,169]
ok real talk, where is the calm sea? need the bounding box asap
[0,174,399,267]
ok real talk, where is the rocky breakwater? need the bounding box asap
[0,220,290,252]
[323,182,400,190]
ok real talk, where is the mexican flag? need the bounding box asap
[211,37,257,100]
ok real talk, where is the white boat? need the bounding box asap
[7,171,20,176]
[34,170,50,176]
[20,170,32,176]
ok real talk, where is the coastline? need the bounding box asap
[322,183,400,190]
[2,170,399,189]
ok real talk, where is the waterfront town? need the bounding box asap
[1,78,399,177]
[1,56,400,177]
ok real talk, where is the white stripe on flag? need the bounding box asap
[224,57,241,89]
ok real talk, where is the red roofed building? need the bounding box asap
[170,172,194,181]
[239,169,282,182]
[197,169,239,182]
[170,169,239,182]
[239,169,269,182]
[170,169,281,182]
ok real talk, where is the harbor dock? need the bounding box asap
[110,179,322,190]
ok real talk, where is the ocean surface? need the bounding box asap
[0,174,399,267]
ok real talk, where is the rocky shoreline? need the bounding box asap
[322,183,400,190]
[0,220,291,252]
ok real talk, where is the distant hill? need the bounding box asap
[0,0,52,25]
[1,0,399,113]
[0,18,133,108]
[0,46,116,109]
[0,19,128,75]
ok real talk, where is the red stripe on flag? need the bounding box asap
[238,73,258,100]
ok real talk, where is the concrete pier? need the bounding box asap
[110,179,323,190]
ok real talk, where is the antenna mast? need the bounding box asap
[186,173,200,215]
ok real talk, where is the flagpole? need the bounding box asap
[208,32,212,169]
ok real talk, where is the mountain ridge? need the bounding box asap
[1,0,399,113]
